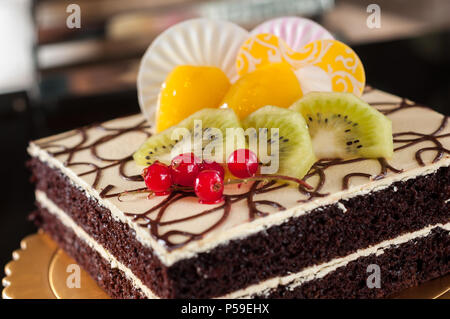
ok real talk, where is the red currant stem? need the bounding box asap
[171,185,194,192]
[225,174,313,190]
[117,185,194,201]
[118,185,194,201]
[118,188,154,202]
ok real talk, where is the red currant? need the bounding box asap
[200,160,225,180]
[143,162,172,195]
[170,153,201,187]
[194,170,224,204]
[227,149,259,178]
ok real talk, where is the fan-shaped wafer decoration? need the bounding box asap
[137,19,249,123]
[236,34,365,96]
[137,18,364,125]
[250,16,334,51]
[299,39,365,96]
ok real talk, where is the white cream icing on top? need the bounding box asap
[28,89,450,266]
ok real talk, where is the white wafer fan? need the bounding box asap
[250,16,334,51]
[137,19,249,123]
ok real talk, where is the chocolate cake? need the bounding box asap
[27,89,450,298]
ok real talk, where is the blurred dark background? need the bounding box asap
[1,0,449,273]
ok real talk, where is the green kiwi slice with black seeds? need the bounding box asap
[290,92,393,159]
[133,108,245,166]
[242,105,316,179]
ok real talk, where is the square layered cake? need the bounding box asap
[27,88,449,298]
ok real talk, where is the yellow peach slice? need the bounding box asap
[156,65,230,132]
[221,63,303,119]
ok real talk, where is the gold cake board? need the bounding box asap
[2,232,450,299]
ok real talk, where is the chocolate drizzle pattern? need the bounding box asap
[124,181,287,249]
[38,121,150,188]
[34,94,450,250]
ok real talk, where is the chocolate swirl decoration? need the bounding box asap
[38,121,151,188]
[35,96,449,250]
[297,157,403,203]
[124,180,287,249]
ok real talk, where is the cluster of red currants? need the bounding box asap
[142,149,259,204]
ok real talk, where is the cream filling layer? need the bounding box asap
[35,190,159,299]
[28,142,450,267]
[36,190,449,299]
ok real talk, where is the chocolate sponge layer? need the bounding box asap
[32,206,449,299]
[258,227,449,298]
[31,206,145,299]
[28,158,450,298]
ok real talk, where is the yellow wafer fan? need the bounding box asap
[237,34,365,96]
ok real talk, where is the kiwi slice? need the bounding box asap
[242,105,316,179]
[290,92,393,159]
[133,108,245,166]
